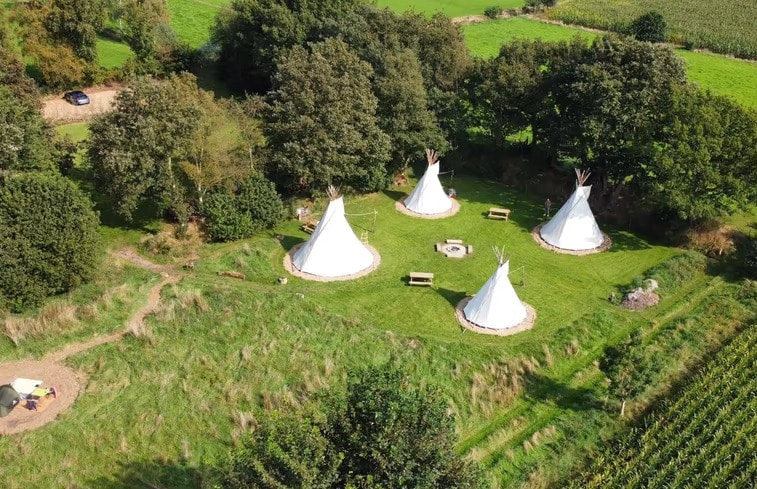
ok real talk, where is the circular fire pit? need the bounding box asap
[438,243,469,258]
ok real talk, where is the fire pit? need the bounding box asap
[437,240,471,258]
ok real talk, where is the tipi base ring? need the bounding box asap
[284,243,381,282]
[455,297,536,336]
[531,224,612,255]
[395,196,460,219]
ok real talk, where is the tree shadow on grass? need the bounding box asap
[435,287,467,309]
[87,459,207,489]
[524,373,602,412]
[607,229,652,252]
[382,188,407,202]
[278,234,305,251]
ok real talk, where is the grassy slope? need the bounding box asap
[462,18,757,108]
[1,164,703,487]
[376,0,523,16]
[167,0,230,48]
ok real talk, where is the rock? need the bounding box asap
[620,287,660,311]
[643,279,659,292]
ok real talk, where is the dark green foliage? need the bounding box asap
[0,172,100,310]
[739,238,757,279]
[201,173,284,242]
[236,172,285,231]
[222,414,342,489]
[219,365,485,489]
[642,252,707,292]
[201,191,254,243]
[265,38,391,193]
[0,45,54,172]
[44,0,108,62]
[630,11,667,43]
[524,0,556,11]
[599,331,652,416]
[88,74,203,221]
[484,6,502,19]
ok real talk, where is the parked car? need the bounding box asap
[63,90,90,106]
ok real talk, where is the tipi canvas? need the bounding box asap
[404,149,452,215]
[540,169,604,251]
[464,251,527,330]
[293,187,374,278]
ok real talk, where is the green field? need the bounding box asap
[96,37,133,69]
[463,18,757,108]
[376,0,522,16]
[4,154,752,486]
[547,0,757,59]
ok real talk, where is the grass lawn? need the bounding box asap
[6,163,744,487]
[167,0,231,48]
[96,37,133,70]
[376,0,523,16]
[55,122,90,143]
[463,17,596,58]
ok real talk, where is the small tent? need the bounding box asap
[0,384,20,417]
[403,148,453,215]
[464,249,527,330]
[292,186,374,278]
[540,169,604,251]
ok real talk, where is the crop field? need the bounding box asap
[568,321,757,488]
[3,141,754,487]
[463,18,757,109]
[546,0,757,59]
[376,0,522,17]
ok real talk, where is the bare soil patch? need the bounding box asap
[42,85,124,124]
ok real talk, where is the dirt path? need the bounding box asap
[42,85,123,124]
[1,248,182,435]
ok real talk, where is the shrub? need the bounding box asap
[484,6,503,18]
[236,172,285,231]
[630,11,667,43]
[201,192,254,243]
[0,172,101,310]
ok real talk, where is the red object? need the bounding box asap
[51,385,58,398]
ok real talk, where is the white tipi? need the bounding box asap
[464,248,528,330]
[540,169,604,251]
[292,187,374,278]
[403,148,452,215]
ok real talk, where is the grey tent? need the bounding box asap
[0,384,20,417]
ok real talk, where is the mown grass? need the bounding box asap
[55,123,90,142]
[96,37,133,70]
[376,0,523,17]
[547,0,757,59]
[463,17,757,109]
[6,165,739,488]
[462,17,596,58]
[167,0,230,48]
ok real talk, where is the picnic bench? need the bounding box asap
[409,272,434,286]
[301,220,319,234]
[446,238,463,244]
[488,207,511,221]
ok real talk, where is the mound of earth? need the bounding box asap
[620,287,660,310]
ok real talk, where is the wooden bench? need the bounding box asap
[300,220,319,234]
[409,272,434,286]
[446,239,463,244]
[488,208,511,220]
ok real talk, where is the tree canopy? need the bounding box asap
[265,38,391,193]
[219,364,484,489]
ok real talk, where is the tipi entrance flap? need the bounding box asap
[463,248,527,330]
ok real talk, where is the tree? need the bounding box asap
[0,172,101,310]
[88,74,203,221]
[236,172,285,231]
[44,0,108,62]
[374,48,447,176]
[120,0,168,64]
[0,43,55,171]
[218,364,485,489]
[630,11,667,43]
[265,38,391,193]
[200,191,254,243]
[599,331,652,416]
